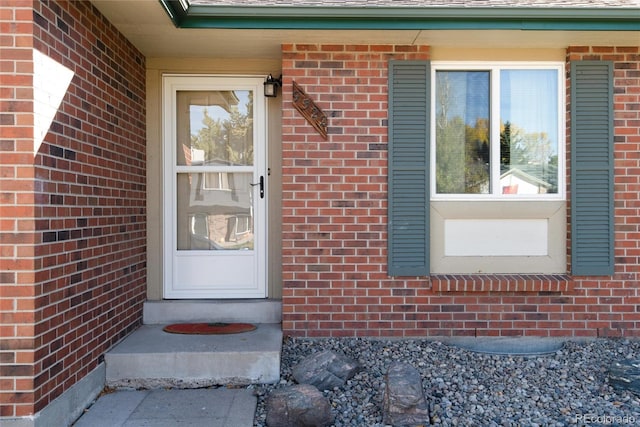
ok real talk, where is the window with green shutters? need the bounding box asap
[388,60,614,277]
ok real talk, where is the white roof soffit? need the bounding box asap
[90,0,640,58]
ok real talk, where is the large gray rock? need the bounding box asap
[266,384,333,427]
[382,362,430,427]
[292,349,361,391]
[610,359,640,396]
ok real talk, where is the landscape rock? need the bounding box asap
[265,384,333,427]
[254,339,640,427]
[292,349,361,391]
[609,359,640,396]
[382,361,430,427]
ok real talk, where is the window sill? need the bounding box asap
[430,274,573,293]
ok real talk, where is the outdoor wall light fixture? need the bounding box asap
[264,74,282,98]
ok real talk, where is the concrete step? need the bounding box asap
[105,323,282,388]
[143,299,282,324]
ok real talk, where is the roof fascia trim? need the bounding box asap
[158,1,640,31]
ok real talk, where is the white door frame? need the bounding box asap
[162,75,267,299]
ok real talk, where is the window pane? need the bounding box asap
[500,70,558,195]
[435,71,490,194]
[176,90,254,167]
[176,172,254,250]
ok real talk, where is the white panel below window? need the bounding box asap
[445,219,548,256]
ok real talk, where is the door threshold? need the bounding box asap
[143,299,282,325]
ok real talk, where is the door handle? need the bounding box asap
[250,176,264,199]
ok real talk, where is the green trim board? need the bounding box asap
[159,1,640,30]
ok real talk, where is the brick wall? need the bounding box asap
[281,43,640,339]
[0,0,37,417]
[0,0,146,418]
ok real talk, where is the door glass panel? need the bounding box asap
[175,88,256,251]
[176,90,254,167]
[176,172,254,250]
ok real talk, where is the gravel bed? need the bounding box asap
[253,337,640,426]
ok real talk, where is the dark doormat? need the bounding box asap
[162,322,257,335]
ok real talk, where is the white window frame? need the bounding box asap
[430,61,566,202]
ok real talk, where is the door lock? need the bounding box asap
[250,176,264,199]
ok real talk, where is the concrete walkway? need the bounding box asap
[73,388,256,427]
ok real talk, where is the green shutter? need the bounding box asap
[388,61,430,276]
[571,61,614,276]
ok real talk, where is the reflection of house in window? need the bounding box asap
[500,168,553,195]
[225,214,252,242]
[204,172,230,190]
[183,171,253,250]
[188,211,253,250]
[189,213,221,249]
[188,147,205,165]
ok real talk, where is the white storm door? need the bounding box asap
[163,76,267,298]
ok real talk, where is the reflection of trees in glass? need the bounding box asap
[500,122,511,167]
[436,69,559,195]
[465,118,490,193]
[436,116,465,193]
[500,121,557,193]
[500,121,551,168]
[191,91,254,166]
[437,117,558,194]
[436,116,491,194]
[436,74,462,193]
[436,71,490,194]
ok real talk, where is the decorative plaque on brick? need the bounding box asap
[292,81,328,140]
